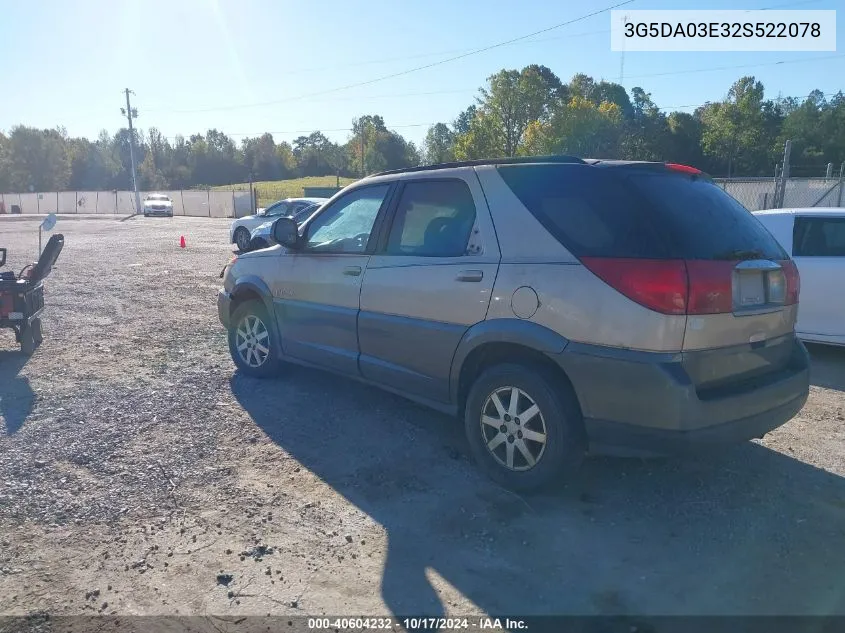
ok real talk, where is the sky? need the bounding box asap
[0,0,842,150]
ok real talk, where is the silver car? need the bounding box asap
[218,157,810,490]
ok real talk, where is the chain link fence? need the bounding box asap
[2,167,843,219]
[714,175,845,211]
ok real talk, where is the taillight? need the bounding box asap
[780,259,800,305]
[685,261,735,314]
[580,258,739,315]
[580,258,688,315]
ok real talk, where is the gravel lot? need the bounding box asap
[1,215,844,621]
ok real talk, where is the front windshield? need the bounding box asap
[263,202,289,217]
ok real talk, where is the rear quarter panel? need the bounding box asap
[476,165,686,352]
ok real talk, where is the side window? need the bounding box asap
[385,180,477,257]
[305,185,390,253]
[793,217,845,257]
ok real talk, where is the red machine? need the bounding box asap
[0,234,64,354]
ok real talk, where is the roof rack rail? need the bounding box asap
[370,154,584,177]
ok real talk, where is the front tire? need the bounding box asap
[234,227,251,252]
[464,363,585,491]
[228,300,279,377]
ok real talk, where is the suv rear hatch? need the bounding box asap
[619,165,799,394]
[497,162,800,394]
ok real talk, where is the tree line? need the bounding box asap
[1,67,844,193]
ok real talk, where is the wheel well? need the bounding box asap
[229,288,263,318]
[457,342,581,416]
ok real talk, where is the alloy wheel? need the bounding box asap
[480,386,547,471]
[235,314,270,368]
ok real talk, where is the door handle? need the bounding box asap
[343,265,362,276]
[456,270,483,282]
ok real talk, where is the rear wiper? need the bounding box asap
[713,249,765,260]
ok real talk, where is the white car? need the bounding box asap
[230,197,327,252]
[249,202,323,250]
[143,193,173,217]
[754,208,845,346]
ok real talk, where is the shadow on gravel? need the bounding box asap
[806,343,845,392]
[0,350,35,434]
[232,366,845,617]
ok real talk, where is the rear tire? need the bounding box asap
[464,363,585,491]
[31,318,43,346]
[20,324,36,355]
[234,227,251,252]
[228,300,279,377]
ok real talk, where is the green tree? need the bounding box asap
[665,112,704,168]
[67,136,119,190]
[620,87,669,160]
[454,105,478,136]
[475,66,563,157]
[4,126,70,191]
[453,111,500,160]
[243,133,283,181]
[700,76,767,177]
[0,132,11,192]
[523,96,622,157]
[423,123,455,164]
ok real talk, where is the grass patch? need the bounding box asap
[212,176,357,207]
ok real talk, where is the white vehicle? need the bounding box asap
[142,193,173,217]
[754,208,845,346]
[230,197,327,252]
[249,202,322,250]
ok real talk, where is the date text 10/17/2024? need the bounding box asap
[306,617,528,630]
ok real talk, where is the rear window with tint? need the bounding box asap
[497,164,787,261]
[627,172,787,260]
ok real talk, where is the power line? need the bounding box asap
[151,89,843,141]
[142,53,844,117]
[160,29,609,82]
[158,122,434,141]
[143,0,633,115]
[659,90,842,111]
[626,54,845,80]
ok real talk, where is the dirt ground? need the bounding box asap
[1,215,844,623]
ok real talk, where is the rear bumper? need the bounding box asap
[584,392,807,455]
[554,336,810,455]
[217,290,232,329]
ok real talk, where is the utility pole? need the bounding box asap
[121,88,142,215]
[776,139,792,208]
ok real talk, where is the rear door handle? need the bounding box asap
[343,266,362,277]
[456,270,483,282]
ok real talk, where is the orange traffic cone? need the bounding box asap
[180,235,186,248]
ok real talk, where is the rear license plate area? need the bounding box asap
[736,271,766,308]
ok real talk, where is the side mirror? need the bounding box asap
[272,217,300,249]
